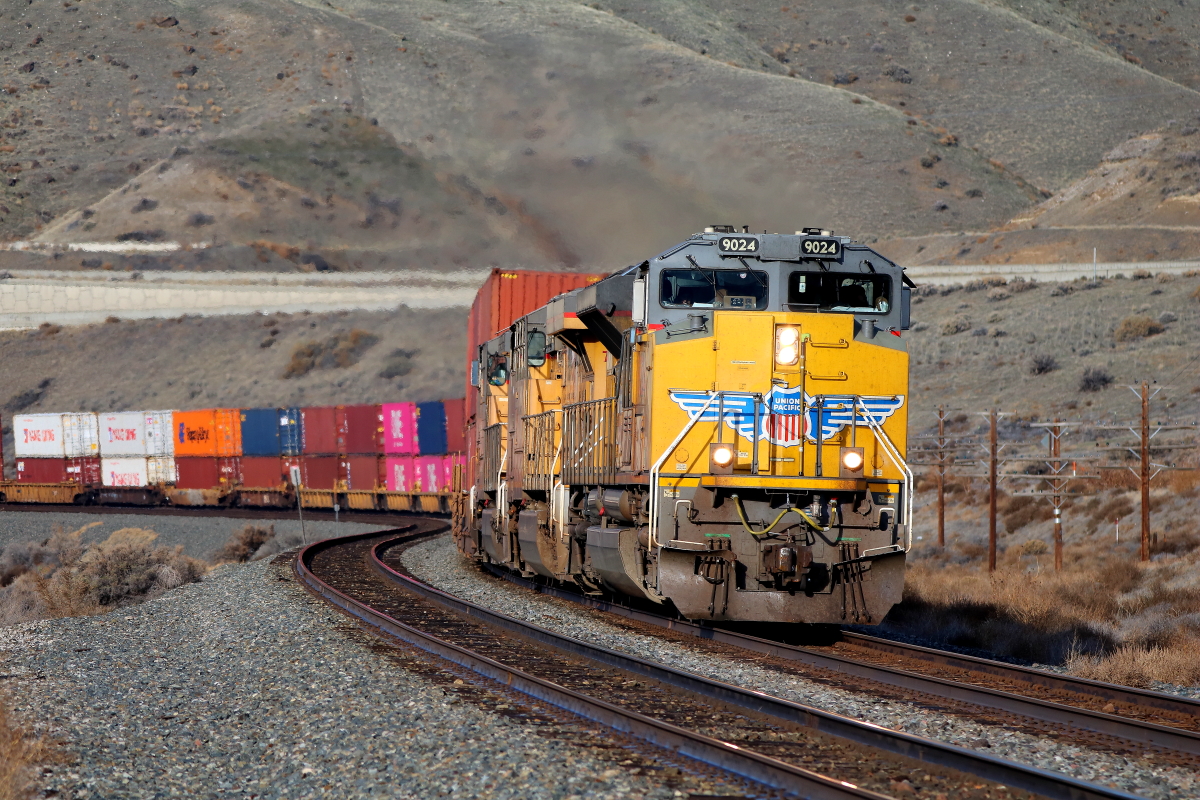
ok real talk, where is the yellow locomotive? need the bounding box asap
[454,226,913,624]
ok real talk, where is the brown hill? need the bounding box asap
[6,0,1198,275]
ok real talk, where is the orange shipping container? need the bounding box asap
[173,409,242,457]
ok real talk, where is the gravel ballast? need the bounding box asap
[1,549,707,799]
[0,508,386,560]
[402,536,1200,800]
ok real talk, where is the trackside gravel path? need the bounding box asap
[0,554,690,800]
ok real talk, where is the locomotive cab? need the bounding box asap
[457,228,913,625]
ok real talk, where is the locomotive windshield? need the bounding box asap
[787,271,892,313]
[659,268,768,309]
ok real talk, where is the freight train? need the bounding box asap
[1,402,466,514]
[453,227,914,624]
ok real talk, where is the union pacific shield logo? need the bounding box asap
[668,388,904,447]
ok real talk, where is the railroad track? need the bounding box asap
[0,501,429,525]
[483,562,1200,763]
[297,529,1143,800]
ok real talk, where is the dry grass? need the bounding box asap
[895,541,1200,686]
[0,691,61,800]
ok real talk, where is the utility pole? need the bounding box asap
[989,409,998,572]
[1095,382,1194,562]
[1013,421,1097,570]
[1140,380,1151,562]
[910,406,975,549]
[938,406,946,548]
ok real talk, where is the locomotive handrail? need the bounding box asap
[648,392,720,549]
[858,401,913,551]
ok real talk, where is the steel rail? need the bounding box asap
[295,529,892,800]
[364,538,1141,800]
[481,562,1200,758]
[840,631,1200,722]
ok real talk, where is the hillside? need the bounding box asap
[2,0,1197,274]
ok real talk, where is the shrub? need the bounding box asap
[283,329,380,378]
[1113,315,1164,342]
[1008,277,1036,293]
[1029,354,1058,375]
[379,348,418,380]
[985,287,1010,302]
[0,693,62,800]
[214,524,276,563]
[941,315,971,336]
[250,531,305,561]
[1020,539,1049,556]
[1079,367,1113,392]
[1049,284,1073,297]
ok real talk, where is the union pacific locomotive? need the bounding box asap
[453,227,913,624]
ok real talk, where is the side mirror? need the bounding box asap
[631,277,647,328]
[900,285,911,331]
[527,331,547,367]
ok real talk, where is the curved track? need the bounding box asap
[483,563,1200,762]
[298,529,1144,800]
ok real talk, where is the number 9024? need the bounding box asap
[801,238,840,257]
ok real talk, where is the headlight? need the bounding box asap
[775,326,800,366]
[709,443,735,474]
[839,447,865,477]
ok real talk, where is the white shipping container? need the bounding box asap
[144,410,175,457]
[62,412,100,457]
[99,412,147,456]
[13,413,65,457]
[101,457,149,487]
[147,456,177,485]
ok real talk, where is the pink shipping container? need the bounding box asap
[415,455,442,492]
[384,456,415,492]
[441,453,466,490]
[382,402,419,455]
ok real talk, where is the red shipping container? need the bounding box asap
[175,457,240,490]
[299,456,339,490]
[335,404,383,455]
[443,398,466,454]
[240,456,286,488]
[300,407,337,455]
[466,269,607,399]
[340,455,384,491]
[15,457,101,484]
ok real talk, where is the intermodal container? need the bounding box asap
[240,456,285,488]
[340,455,384,491]
[102,457,149,487]
[299,456,339,490]
[382,402,418,455]
[416,402,447,456]
[15,457,100,484]
[147,456,177,485]
[300,407,337,455]
[466,269,608,363]
[443,399,466,454]
[280,407,302,456]
[335,404,383,454]
[144,410,175,457]
[13,413,65,457]
[174,409,241,457]
[441,453,465,490]
[100,412,146,456]
[175,456,240,490]
[415,455,443,492]
[240,408,282,457]
[62,413,100,458]
[384,456,414,492]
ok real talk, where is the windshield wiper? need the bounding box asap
[685,254,718,288]
[738,258,767,289]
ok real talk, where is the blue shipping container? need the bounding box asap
[240,408,282,456]
[280,407,302,456]
[416,401,448,455]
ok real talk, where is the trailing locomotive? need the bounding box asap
[453,227,913,624]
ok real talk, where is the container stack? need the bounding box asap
[239,408,302,489]
[336,404,384,492]
[98,410,176,486]
[14,412,101,484]
[382,402,419,491]
[173,409,242,491]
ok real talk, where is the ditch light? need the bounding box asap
[840,447,865,478]
[710,443,735,474]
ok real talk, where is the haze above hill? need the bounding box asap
[0,0,1196,272]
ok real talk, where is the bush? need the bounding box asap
[1029,354,1058,375]
[1008,277,1036,293]
[1079,367,1113,392]
[1114,315,1164,342]
[379,348,419,380]
[283,329,380,378]
[941,315,971,336]
[0,526,205,625]
[214,524,276,563]
[250,531,305,561]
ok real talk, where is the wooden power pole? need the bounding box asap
[1140,380,1151,562]
[989,409,998,572]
